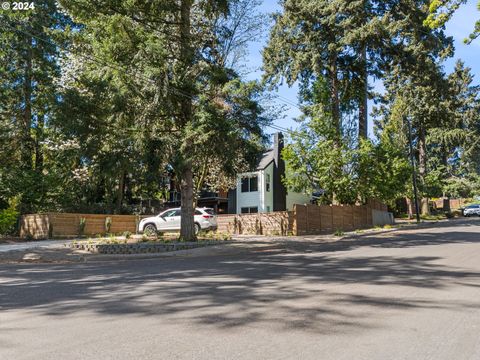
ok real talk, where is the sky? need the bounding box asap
[242,0,480,138]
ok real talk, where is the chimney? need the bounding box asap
[273,132,284,167]
[272,132,287,211]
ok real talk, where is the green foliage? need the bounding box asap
[0,0,269,232]
[266,0,454,210]
[334,229,344,237]
[282,115,411,206]
[0,200,19,235]
[78,217,86,237]
[105,217,112,233]
[425,0,480,43]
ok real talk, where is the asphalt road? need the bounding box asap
[1,219,480,359]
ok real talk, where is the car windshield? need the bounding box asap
[204,209,216,215]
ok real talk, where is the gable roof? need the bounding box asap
[256,149,274,170]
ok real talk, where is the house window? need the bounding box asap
[250,176,258,192]
[241,177,249,192]
[266,174,271,192]
[241,207,258,214]
[241,176,258,192]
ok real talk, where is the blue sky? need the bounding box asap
[243,1,480,138]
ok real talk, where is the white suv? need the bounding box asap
[139,207,218,235]
[463,204,480,217]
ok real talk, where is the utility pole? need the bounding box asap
[406,116,420,223]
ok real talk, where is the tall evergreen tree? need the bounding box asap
[59,0,269,239]
[263,0,453,206]
[0,1,72,212]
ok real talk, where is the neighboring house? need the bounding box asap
[164,186,229,214]
[162,132,310,215]
[228,132,311,214]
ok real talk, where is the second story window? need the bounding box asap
[241,176,258,192]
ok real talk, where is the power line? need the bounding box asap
[2,20,308,128]
[1,21,198,102]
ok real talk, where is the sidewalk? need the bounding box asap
[0,239,72,253]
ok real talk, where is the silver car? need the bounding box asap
[139,207,217,235]
[463,204,480,217]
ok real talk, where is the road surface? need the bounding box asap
[1,219,479,359]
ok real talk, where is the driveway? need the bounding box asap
[1,219,479,359]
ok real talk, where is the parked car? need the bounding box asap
[462,204,480,217]
[138,207,217,235]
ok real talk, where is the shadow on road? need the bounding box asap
[1,220,479,334]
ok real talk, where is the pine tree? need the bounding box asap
[59,0,269,239]
[0,1,72,212]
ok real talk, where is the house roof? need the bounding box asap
[256,149,274,170]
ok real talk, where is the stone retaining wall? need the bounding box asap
[71,241,224,254]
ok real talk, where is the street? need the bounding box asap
[1,219,480,359]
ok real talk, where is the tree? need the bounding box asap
[426,61,480,199]
[425,0,480,43]
[263,0,452,206]
[0,1,72,213]
[59,0,269,240]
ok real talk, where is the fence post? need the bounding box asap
[305,205,309,234]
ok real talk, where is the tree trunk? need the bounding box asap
[180,163,196,240]
[35,114,44,172]
[358,44,368,140]
[21,35,33,170]
[329,51,341,146]
[418,126,429,215]
[178,0,196,240]
[406,197,414,219]
[115,171,126,214]
[328,50,341,205]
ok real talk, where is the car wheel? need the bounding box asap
[144,224,157,236]
[194,223,201,235]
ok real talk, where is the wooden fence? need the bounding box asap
[216,211,294,236]
[20,200,392,239]
[20,213,143,239]
[216,199,391,236]
[433,198,466,210]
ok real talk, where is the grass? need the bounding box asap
[420,214,446,221]
[334,229,344,237]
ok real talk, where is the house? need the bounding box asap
[227,132,311,214]
[164,183,229,214]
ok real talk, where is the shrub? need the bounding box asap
[123,231,132,239]
[105,217,112,233]
[221,232,232,241]
[0,207,19,235]
[334,229,344,236]
[78,217,86,236]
